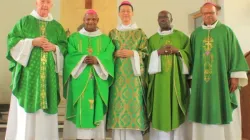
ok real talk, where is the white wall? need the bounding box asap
[117,0,204,37]
[222,0,250,53]
[116,0,249,53]
[1,0,249,103]
[0,0,60,103]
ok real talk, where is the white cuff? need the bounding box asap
[71,56,87,79]
[148,50,161,74]
[180,57,189,74]
[130,50,141,76]
[188,75,192,79]
[10,39,34,67]
[52,45,64,74]
[93,57,108,80]
[230,71,248,87]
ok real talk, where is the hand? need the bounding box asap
[32,36,48,47]
[115,49,134,58]
[165,45,179,55]
[84,56,98,65]
[41,42,56,52]
[158,45,179,55]
[229,78,239,93]
[157,46,166,55]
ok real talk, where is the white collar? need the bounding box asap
[79,27,102,37]
[116,23,138,31]
[202,21,218,30]
[157,28,174,36]
[30,10,53,21]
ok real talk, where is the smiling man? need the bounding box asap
[107,1,149,140]
[188,2,249,140]
[63,9,114,140]
[5,0,67,139]
[147,10,191,140]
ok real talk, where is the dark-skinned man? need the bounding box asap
[63,9,115,140]
[188,2,249,140]
[147,10,191,140]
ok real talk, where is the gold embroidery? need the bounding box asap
[173,56,186,115]
[73,68,93,106]
[203,30,214,82]
[163,40,172,72]
[96,37,101,55]
[85,37,102,55]
[88,37,93,55]
[89,99,94,109]
[39,21,48,109]
[120,43,126,49]
[78,40,82,53]
[108,30,148,130]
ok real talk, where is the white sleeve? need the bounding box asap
[148,50,161,74]
[10,39,34,67]
[130,50,141,76]
[179,53,189,74]
[93,57,108,80]
[71,55,87,79]
[230,71,248,87]
[52,45,64,74]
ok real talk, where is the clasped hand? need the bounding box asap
[32,36,56,52]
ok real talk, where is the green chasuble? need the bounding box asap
[188,22,249,124]
[107,28,149,131]
[147,30,191,132]
[64,32,114,128]
[6,15,67,114]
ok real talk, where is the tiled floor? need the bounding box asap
[0,128,247,140]
[0,128,150,140]
[0,128,149,140]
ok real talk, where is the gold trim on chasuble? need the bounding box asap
[39,21,48,109]
[203,30,214,82]
[70,36,102,126]
[159,37,172,72]
[173,56,186,115]
[111,31,146,129]
[117,30,129,50]
[113,30,130,61]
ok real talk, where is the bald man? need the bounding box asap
[5,0,67,139]
[147,10,191,140]
[188,2,249,140]
[63,9,115,140]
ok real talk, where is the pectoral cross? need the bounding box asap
[87,37,93,55]
[88,47,93,55]
[165,40,171,46]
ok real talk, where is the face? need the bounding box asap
[158,11,172,30]
[36,0,53,17]
[119,5,133,24]
[84,14,99,32]
[201,4,218,25]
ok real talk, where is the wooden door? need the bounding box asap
[241,51,250,140]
